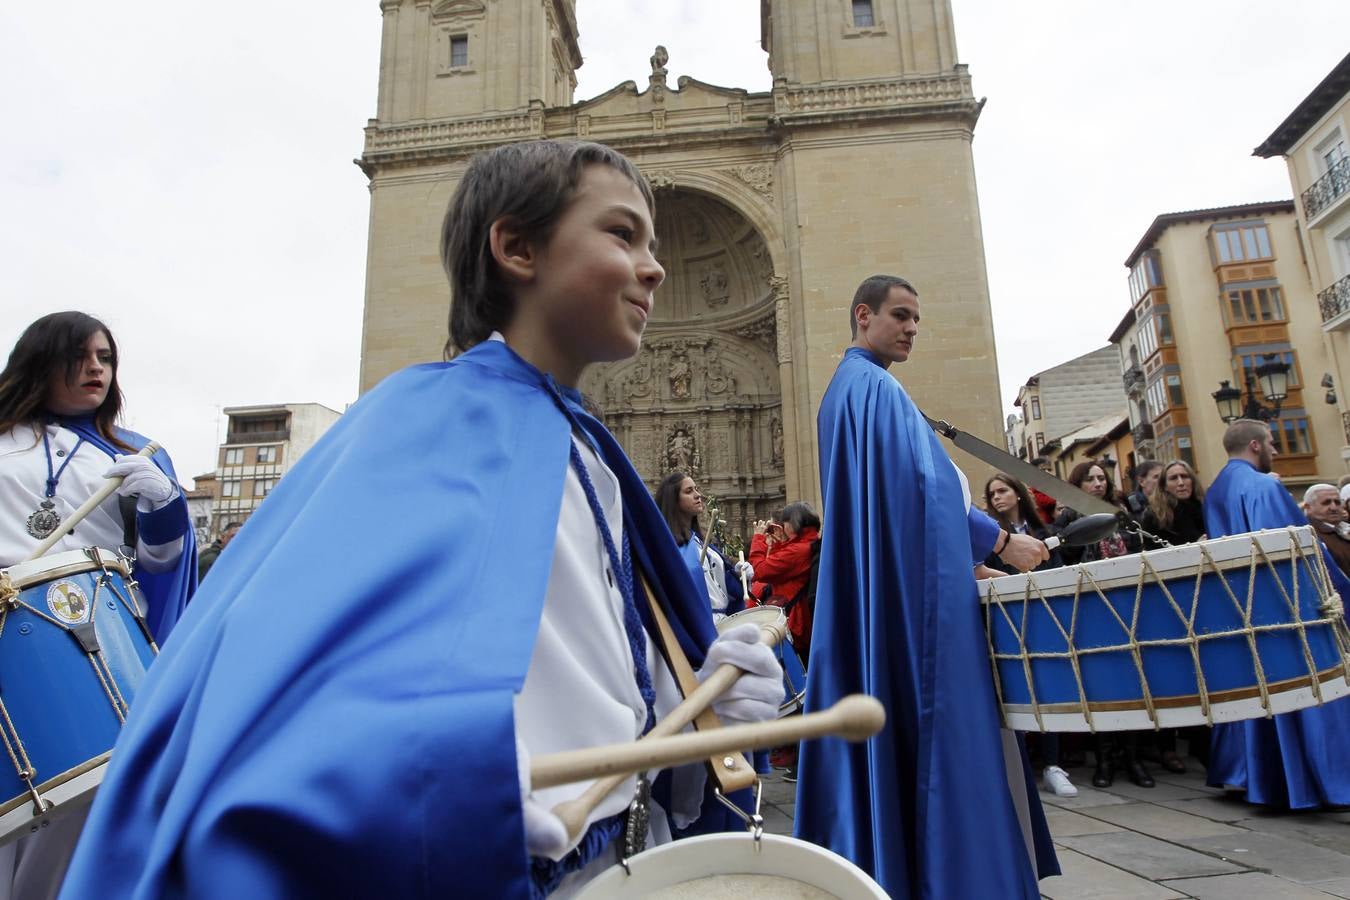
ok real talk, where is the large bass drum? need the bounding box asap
[574,832,887,899]
[717,606,807,717]
[0,547,157,845]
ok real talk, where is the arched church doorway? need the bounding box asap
[579,187,785,549]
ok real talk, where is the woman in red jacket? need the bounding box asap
[748,501,821,660]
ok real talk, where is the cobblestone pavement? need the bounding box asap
[758,763,1350,898]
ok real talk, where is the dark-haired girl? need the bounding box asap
[653,471,751,622]
[0,311,197,898]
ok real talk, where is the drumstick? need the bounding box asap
[550,617,788,841]
[534,694,883,790]
[737,550,751,599]
[24,442,161,562]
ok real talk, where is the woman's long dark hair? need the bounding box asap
[0,312,132,450]
[983,473,1042,535]
[654,471,699,545]
[1067,460,1119,506]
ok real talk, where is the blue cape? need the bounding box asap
[1203,458,1350,808]
[677,538,745,618]
[60,341,721,899]
[795,347,1057,898]
[60,415,196,642]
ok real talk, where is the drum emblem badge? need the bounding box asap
[46,581,90,625]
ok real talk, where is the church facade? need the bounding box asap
[358,0,1004,536]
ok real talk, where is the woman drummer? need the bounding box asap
[0,312,197,897]
[653,471,752,622]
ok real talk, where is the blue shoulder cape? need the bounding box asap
[795,347,1057,898]
[60,341,720,899]
[1203,458,1350,808]
[59,415,196,642]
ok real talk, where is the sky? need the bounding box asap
[3,2,1348,484]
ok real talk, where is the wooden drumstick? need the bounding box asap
[737,550,751,599]
[548,617,788,841]
[535,694,884,791]
[25,442,161,562]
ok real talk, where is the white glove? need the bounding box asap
[105,456,178,513]
[699,623,783,725]
[515,736,570,859]
[733,560,755,582]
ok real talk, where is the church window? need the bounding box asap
[852,1,875,27]
[450,35,469,68]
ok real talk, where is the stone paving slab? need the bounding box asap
[1043,806,1124,837]
[1056,832,1244,880]
[1157,794,1258,823]
[1039,848,1187,899]
[1074,802,1246,840]
[1309,876,1350,898]
[1185,832,1350,885]
[1234,809,1350,855]
[1042,784,1134,810]
[1102,779,1215,803]
[1159,871,1345,899]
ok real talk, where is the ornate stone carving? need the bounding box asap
[649,45,668,83]
[646,170,675,191]
[727,164,773,199]
[776,72,973,114]
[668,346,692,400]
[704,345,736,397]
[666,426,698,474]
[769,412,784,468]
[652,109,667,131]
[751,244,773,284]
[699,263,730,308]
[687,214,709,245]
[731,316,776,358]
[431,0,486,19]
[770,275,791,364]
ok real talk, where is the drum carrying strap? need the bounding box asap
[636,573,758,795]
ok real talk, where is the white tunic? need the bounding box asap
[0,423,183,570]
[514,434,705,898]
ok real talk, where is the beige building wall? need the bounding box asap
[1112,204,1345,493]
[359,0,1005,512]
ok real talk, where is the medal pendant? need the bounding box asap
[622,772,651,859]
[26,500,60,540]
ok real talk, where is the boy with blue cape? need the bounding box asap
[59,141,783,899]
[795,275,1059,898]
[1203,418,1350,809]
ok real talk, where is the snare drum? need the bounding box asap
[717,607,806,717]
[980,526,1350,732]
[574,832,887,899]
[0,547,158,844]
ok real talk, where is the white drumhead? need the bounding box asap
[717,605,786,635]
[574,833,887,899]
[3,547,127,589]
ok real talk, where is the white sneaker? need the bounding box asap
[1043,765,1078,798]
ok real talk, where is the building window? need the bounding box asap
[1177,436,1195,467]
[1137,312,1159,359]
[256,446,278,463]
[1234,350,1299,388]
[1156,310,1174,345]
[1319,132,1347,174]
[222,481,240,498]
[1166,374,1185,407]
[450,35,468,68]
[224,448,243,465]
[1030,397,1041,420]
[1224,286,1285,325]
[1212,223,1273,264]
[1035,433,1045,451]
[852,0,875,27]
[193,515,208,528]
[254,479,276,497]
[1270,417,1313,455]
[1128,251,1165,303]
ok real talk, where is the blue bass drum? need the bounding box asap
[980,526,1350,732]
[0,547,157,844]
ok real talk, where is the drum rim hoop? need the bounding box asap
[3,549,129,591]
[0,752,110,819]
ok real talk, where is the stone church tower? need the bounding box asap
[358,0,1003,536]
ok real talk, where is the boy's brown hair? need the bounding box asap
[439,140,655,356]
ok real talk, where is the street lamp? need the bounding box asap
[1212,354,1292,424]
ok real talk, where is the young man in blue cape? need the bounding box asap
[58,141,783,899]
[1203,418,1350,808]
[795,275,1059,898]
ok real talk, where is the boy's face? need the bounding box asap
[855,286,920,367]
[518,164,663,384]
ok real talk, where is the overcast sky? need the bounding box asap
[3,2,1347,483]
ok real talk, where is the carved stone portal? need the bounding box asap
[578,188,786,540]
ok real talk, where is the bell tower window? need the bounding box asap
[852,1,875,27]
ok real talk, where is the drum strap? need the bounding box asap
[636,572,757,795]
[117,495,138,558]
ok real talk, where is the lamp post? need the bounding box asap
[1212,354,1291,424]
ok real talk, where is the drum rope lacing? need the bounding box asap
[983,527,1350,731]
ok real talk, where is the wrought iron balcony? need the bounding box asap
[1132,422,1155,444]
[1303,156,1350,221]
[1122,365,1145,394]
[1319,273,1350,324]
